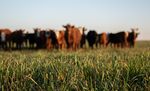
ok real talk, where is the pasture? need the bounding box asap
[0,41,150,91]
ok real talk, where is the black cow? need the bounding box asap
[33,28,47,49]
[86,30,98,48]
[127,28,139,48]
[24,32,37,49]
[11,29,25,49]
[107,31,128,48]
[79,27,87,48]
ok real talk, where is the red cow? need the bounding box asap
[0,29,12,49]
[63,24,82,50]
[46,30,58,50]
[97,32,108,47]
[56,30,66,50]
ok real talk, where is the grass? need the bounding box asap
[0,41,150,91]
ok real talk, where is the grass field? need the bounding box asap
[0,41,150,91]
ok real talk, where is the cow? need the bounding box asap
[127,28,139,48]
[25,32,35,49]
[46,29,58,50]
[11,29,25,49]
[78,27,87,48]
[33,28,47,49]
[55,30,66,50]
[0,29,12,50]
[39,30,47,48]
[97,32,108,48]
[86,30,98,49]
[63,24,82,50]
[0,32,6,49]
[25,28,46,49]
[107,31,129,48]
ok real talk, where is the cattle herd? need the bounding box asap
[0,24,139,51]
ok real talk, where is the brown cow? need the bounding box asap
[46,37,52,50]
[63,24,82,50]
[0,29,12,49]
[46,29,58,50]
[56,30,66,50]
[97,32,108,47]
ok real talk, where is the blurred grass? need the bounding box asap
[0,41,150,91]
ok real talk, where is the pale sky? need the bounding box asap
[0,0,150,40]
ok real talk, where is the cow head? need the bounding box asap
[16,29,25,34]
[34,28,41,37]
[131,28,140,41]
[131,28,139,40]
[63,24,74,35]
[78,27,87,35]
[136,32,140,38]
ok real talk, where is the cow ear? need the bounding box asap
[59,31,60,33]
[131,28,134,30]
[136,28,139,31]
[131,28,135,32]
[22,29,25,33]
[72,26,74,28]
[136,32,140,37]
[63,25,66,28]
[84,27,87,31]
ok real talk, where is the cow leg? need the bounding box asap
[73,43,78,51]
[2,42,5,50]
[95,42,98,48]
[114,43,117,48]
[18,43,20,50]
[121,43,124,48]
[1,42,3,50]
[16,43,19,49]
[73,43,76,50]
[1,42,3,49]
[19,43,22,50]
[6,41,10,50]
[106,41,110,47]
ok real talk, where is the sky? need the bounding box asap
[0,0,150,40]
